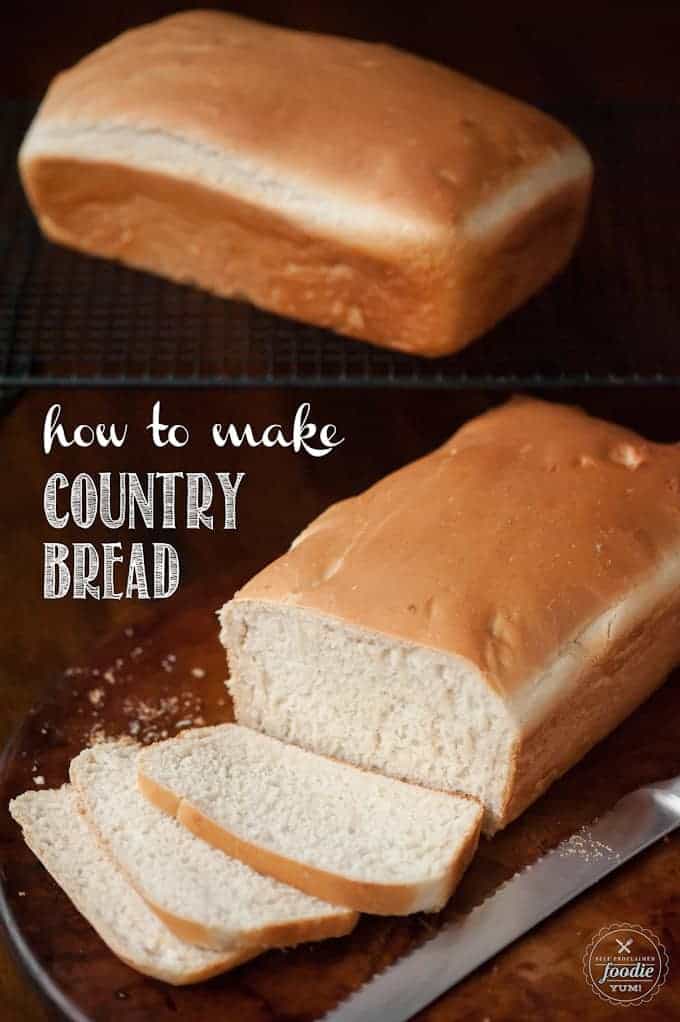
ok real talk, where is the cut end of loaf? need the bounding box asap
[220,602,517,834]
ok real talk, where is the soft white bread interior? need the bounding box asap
[137,724,482,915]
[8,786,253,984]
[19,11,592,356]
[70,740,357,951]
[220,397,680,833]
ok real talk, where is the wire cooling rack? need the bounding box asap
[0,100,678,387]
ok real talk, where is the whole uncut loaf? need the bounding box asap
[9,786,254,984]
[20,10,592,357]
[220,398,680,833]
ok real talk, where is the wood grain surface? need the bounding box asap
[1,387,680,1022]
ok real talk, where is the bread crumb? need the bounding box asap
[34,776,45,786]
[17,891,26,897]
[558,829,617,862]
[191,667,206,679]
[123,695,179,722]
[87,723,108,745]
[88,688,105,706]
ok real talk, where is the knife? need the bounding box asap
[322,775,680,1022]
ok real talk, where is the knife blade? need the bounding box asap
[322,775,680,1022]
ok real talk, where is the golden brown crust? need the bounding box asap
[20,10,592,355]
[450,175,591,350]
[142,886,356,953]
[25,10,584,231]
[236,398,680,701]
[498,585,680,829]
[21,156,436,355]
[135,771,360,935]
[138,771,480,916]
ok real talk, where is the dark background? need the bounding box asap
[1,2,679,1019]
[2,2,679,104]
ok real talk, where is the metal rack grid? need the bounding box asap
[0,100,678,388]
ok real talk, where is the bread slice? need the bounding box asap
[70,741,357,951]
[8,786,254,984]
[220,398,680,834]
[137,724,482,915]
[19,11,591,357]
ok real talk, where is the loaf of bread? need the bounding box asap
[138,724,482,915]
[20,11,592,357]
[221,398,680,833]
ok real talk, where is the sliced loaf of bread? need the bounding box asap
[71,741,357,950]
[9,786,253,984]
[138,724,482,915]
[220,398,680,834]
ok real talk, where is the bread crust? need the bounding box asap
[226,398,680,830]
[139,887,356,954]
[138,765,482,917]
[234,399,680,703]
[499,585,680,829]
[19,10,592,355]
[21,155,436,355]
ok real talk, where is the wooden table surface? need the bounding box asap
[1,2,680,1019]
